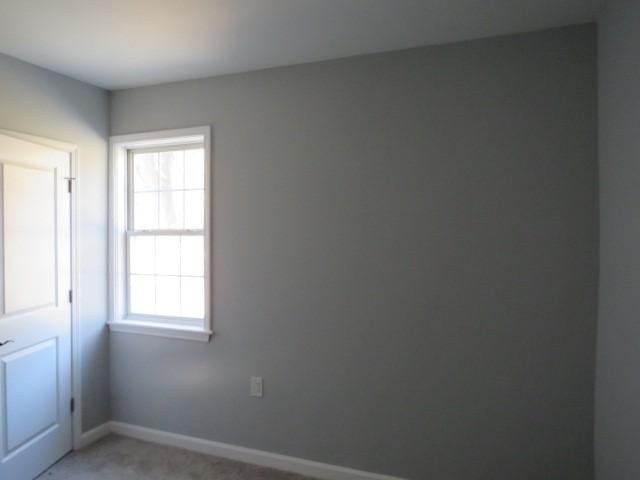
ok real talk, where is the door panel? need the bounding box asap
[0,132,72,480]
[4,339,59,452]
[3,164,57,313]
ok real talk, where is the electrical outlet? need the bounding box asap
[250,377,263,397]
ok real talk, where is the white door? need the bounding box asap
[0,132,72,480]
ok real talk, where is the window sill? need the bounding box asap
[108,320,212,342]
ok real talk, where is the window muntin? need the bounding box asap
[126,145,205,322]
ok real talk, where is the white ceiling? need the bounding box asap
[0,0,602,90]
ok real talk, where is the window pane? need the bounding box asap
[181,276,204,318]
[159,191,184,229]
[133,152,158,192]
[130,236,155,274]
[181,236,204,276]
[156,236,180,275]
[184,190,204,229]
[159,150,184,190]
[134,192,158,230]
[130,274,155,315]
[127,144,206,322]
[185,148,204,189]
[156,275,181,317]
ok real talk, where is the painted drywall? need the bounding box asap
[0,53,110,431]
[0,0,601,89]
[110,25,598,479]
[595,1,640,478]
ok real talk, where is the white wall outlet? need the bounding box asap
[250,377,263,397]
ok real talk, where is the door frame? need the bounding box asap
[0,128,82,449]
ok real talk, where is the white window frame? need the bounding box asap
[108,126,212,341]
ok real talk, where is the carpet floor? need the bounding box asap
[36,434,316,480]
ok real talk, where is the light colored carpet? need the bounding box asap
[37,434,317,480]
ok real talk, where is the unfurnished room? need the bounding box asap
[0,1,637,479]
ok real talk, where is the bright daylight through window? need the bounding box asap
[128,146,205,320]
[109,127,211,341]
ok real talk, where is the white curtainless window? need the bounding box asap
[127,145,205,319]
[109,127,211,341]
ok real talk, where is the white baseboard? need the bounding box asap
[75,422,111,449]
[108,421,407,480]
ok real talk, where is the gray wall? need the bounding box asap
[0,53,110,431]
[596,1,640,478]
[110,25,598,479]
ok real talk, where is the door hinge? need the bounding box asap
[66,177,75,193]
[70,398,75,413]
[68,290,73,303]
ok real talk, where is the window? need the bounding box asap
[109,127,211,341]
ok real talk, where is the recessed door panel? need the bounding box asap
[3,339,58,452]
[3,163,57,314]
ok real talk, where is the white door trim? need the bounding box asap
[0,129,82,449]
